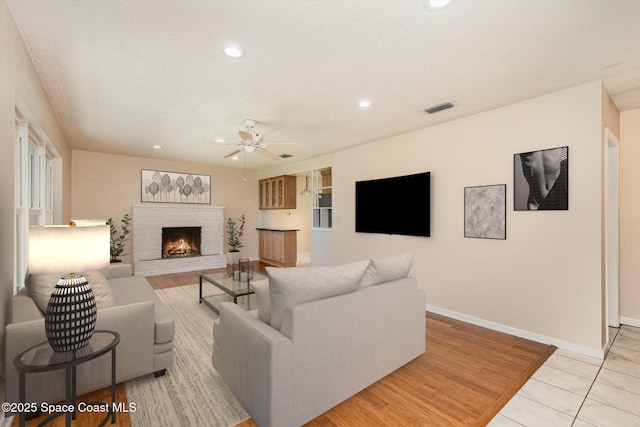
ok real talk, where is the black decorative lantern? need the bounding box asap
[44,274,97,352]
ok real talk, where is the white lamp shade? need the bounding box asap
[71,219,107,226]
[29,225,110,274]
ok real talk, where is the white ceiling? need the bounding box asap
[7,0,640,170]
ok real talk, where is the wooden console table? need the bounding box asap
[256,228,298,268]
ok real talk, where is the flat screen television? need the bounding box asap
[355,172,430,237]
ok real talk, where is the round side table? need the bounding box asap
[14,330,120,427]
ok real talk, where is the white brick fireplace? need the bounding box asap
[132,204,227,276]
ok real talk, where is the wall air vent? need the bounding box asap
[423,101,454,114]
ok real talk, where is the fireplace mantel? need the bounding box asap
[132,204,227,276]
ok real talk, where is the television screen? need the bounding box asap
[355,172,430,237]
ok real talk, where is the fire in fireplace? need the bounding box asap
[162,226,202,259]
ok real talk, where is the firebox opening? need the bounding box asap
[162,226,202,259]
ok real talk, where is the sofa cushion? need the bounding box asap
[359,253,413,287]
[267,260,370,330]
[251,278,271,324]
[26,270,115,313]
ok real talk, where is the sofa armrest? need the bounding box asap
[212,302,294,427]
[5,300,154,406]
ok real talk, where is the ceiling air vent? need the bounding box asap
[279,154,293,159]
[423,101,454,114]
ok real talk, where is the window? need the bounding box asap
[15,118,58,291]
[311,167,332,230]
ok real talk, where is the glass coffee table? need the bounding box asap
[199,271,267,314]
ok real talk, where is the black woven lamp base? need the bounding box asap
[45,275,97,353]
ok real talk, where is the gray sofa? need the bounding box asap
[212,254,425,427]
[4,263,175,406]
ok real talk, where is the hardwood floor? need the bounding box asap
[236,311,555,427]
[12,265,555,426]
[145,261,267,290]
[148,265,556,426]
[236,313,554,427]
[11,383,130,427]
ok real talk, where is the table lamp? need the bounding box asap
[29,225,110,352]
[70,218,107,227]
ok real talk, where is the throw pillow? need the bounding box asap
[268,260,370,330]
[26,270,115,313]
[26,272,66,313]
[251,278,271,324]
[359,253,413,287]
[84,270,116,310]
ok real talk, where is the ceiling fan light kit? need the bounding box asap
[216,119,299,162]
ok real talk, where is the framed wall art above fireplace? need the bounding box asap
[141,169,211,204]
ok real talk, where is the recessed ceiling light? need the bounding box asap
[152,145,162,149]
[223,46,245,59]
[231,156,239,161]
[358,99,371,108]
[427,0,451,9]
[215,138,225,143]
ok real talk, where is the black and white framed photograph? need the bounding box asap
[514,146,568,211]
[464,184,506,240]
[141,169,211,204]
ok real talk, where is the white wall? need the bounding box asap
[263,81,605,355]
[71,150,260,264]
[620,108,640,325]
[0,1,72,374]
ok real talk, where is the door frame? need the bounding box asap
[605,128,620,331]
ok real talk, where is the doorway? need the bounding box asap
[605,128,620,330]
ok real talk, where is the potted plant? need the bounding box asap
[107,213,131,263]
[226,214,245,264]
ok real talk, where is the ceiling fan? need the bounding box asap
[221,119,297,160]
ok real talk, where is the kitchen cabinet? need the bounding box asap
[257,228,298,268]
[259,175,297,209]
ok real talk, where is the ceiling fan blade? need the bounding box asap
[224,149,242,158]
[258,149,282,161]
[238,130,253,141]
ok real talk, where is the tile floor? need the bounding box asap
[489,324,640,427]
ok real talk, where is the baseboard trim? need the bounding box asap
[425,304,604,360]
[620,316,640,328]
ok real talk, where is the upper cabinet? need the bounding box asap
[259,175,297,210]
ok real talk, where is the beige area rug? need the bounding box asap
[125,284,250,426]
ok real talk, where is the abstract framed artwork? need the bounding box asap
[141,169,211,204]
[514,146,568,211]
[464,184,506,240]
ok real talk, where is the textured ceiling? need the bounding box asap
[7,0,640,170]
